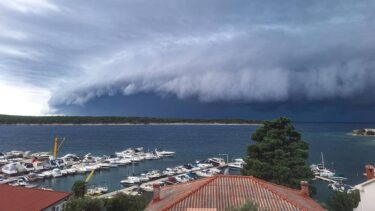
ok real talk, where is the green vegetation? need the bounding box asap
[231,201,259,211]
[72,180,86,198]
[65,197,105,211]
[352,128,375,136]
[65,193,147,211]
[327,190,360,211]
[0,114,261,125]
[105,193,148,211]
[242,117,314,189]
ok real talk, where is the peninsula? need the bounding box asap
[0,114,261,125]
[352,128,375,136]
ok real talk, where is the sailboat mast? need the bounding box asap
[321,152,325,169]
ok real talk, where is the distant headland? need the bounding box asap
[0,114,262,125]
[352,128,375,136]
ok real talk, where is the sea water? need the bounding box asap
[0,123,374,203]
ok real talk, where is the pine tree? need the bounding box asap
[242,117,313,189]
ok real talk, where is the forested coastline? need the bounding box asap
[0,114,261,125]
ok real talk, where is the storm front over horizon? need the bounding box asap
[1,0,375,121]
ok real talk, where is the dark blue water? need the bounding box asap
[0,123,374,203]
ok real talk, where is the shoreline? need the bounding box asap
[0,123,262,126]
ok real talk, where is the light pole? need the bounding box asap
[219,153,229,164]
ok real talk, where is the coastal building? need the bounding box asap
[354,165,375,211]
[0,184,70,211]
[145,175,324,211]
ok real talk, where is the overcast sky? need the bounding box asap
[0,0,374,121]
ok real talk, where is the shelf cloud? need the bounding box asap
[1,0,375,115]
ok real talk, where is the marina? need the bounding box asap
[311,152,354,193]
[0,139,178,190]
[0,136,242,197]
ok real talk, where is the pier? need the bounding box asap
[315,175,337,183]
[98,185,138,198]
[98,165,229,198]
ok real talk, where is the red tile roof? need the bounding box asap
[0,184,70,211]
[146,175,325,211]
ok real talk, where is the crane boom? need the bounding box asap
[53,136,66,160]
[85,170,95,183]
[53,137,58,159]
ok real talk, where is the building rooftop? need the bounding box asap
[146,175,325,211]
[0,184,70,211]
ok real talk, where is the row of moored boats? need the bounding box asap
[0,148,175,187]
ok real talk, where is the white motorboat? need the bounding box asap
[131,156,142,163]
[87,186,109,196]
[0,159,8,165]
[228,159,245,169]
[36,173,45,179]
[85,164,99,171]
[138,174,150,182]
[66,168,77,174]
[196,162,213,169]
[98,162,111,169]
[52,168,63,178]
[162,168,175,176]
[76,166,89,174]
[144,153,159,160]
[42,170,52,177]
[23,163,35,172]
[120,176,141,185]
[208,158,226,167]
[155,149,175,157]
[146,170,161,179]
[195,168,219,177]
[10,177,29,186]
[60,169,68,175]
[1,163,19,175]
[117,159,131,165]
[319,169,335,177]
[32,161,45,172]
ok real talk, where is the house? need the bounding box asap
[145,175,325,211]
[354,164,375,211]
[0,184,70,211]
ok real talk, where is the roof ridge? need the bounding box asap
[0,184,70,195]
[161,176,217,211]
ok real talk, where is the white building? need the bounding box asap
[354,165,375,211]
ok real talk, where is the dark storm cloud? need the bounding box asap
[1,0,375,112]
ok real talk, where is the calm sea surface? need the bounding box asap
[0,123,374,203]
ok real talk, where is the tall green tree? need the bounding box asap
[327,190,360,211]
[242,117,313,189]
[72,180,87,198]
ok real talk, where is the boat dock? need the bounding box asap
[98,165,229,198]
[315,175,337,183]
[98,185,138,198]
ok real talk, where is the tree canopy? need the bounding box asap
[242,117,313,189]
[0,114,261,125]
[65,193,147,211]
[72,180,87,198]
[327,190,360,211]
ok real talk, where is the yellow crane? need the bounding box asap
[52,136,65,160]
[85,169,95,183]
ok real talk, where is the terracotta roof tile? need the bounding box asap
[0,184,70,211]
[146,175,325,211]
